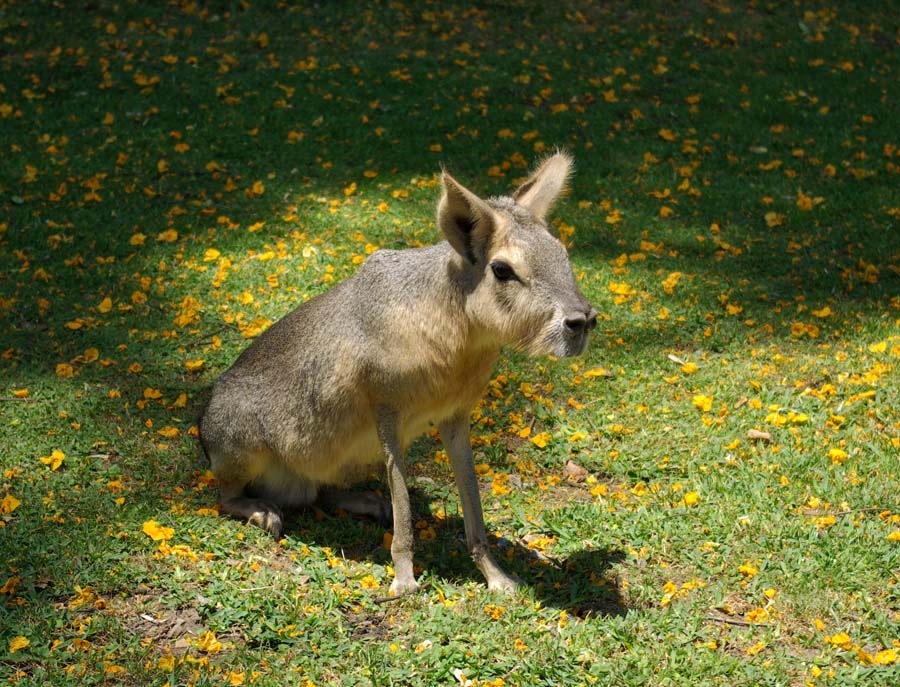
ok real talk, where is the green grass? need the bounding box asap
[1,1,898,685]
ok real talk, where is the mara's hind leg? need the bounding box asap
[207,446,290,539]
[218,478,285,538]
[318,488,392,527]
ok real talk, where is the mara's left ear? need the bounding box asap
[437,170,497,264]
[512,152,573,223]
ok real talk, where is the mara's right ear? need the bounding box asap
[512,152,573,223]
[437,171,497,264]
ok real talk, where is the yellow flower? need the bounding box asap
[525,535,556,552]
[8,636,29,653]
[764,212,784,227]
[142,520,174,541]
[828,448,848,465]
[660,580,680,606]
[0,576,21,595]
[56,363,76,378]
[827,632,852,648]
[491,473,512,496]
[661,271,682,294]
[796,190,824,211]
[738,562,759,578]
[814,515,836,530]
[745,607,770,623]
[693,395,713,412]
[195,630,223,654]
[1,493,21,514]
[359,575,380,589]
[530,431,552,449]
[746,641,766,655]
[874,648,898,665]
[608,281,636,297]
[40,449,65,471]
[484,603,505,619]
[68,585,96,609]
[658,128,678,141]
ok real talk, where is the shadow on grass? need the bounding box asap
[276,488,628,617]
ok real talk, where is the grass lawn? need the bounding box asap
[1,1,898,685]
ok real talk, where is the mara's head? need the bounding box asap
[438,152,597,358]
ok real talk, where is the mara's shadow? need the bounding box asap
[277,485,628,617]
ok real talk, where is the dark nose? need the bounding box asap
[564,308,598,335]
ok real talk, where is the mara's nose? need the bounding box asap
[564,308,598,335]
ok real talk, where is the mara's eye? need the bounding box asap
[490,261,516,282]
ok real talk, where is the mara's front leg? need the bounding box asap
[440,415,519,593]
[377,408,421,596]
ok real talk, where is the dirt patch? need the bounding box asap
[117,587,206,654]
[344,609,398,642]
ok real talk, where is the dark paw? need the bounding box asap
[247,502,284,539]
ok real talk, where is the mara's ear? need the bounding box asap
[438,170,497,264]
[512,152,573,223]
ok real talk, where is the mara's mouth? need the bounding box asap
[521,318,593,359]
[553,329,592,358]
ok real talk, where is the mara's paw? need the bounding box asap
[486,571,520,594]
[246,502,284,539]
[389,576,421,598]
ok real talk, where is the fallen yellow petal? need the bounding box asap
[142,520,174,541]
[8,636,29,653]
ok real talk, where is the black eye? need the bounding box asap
[490,261,516,282]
